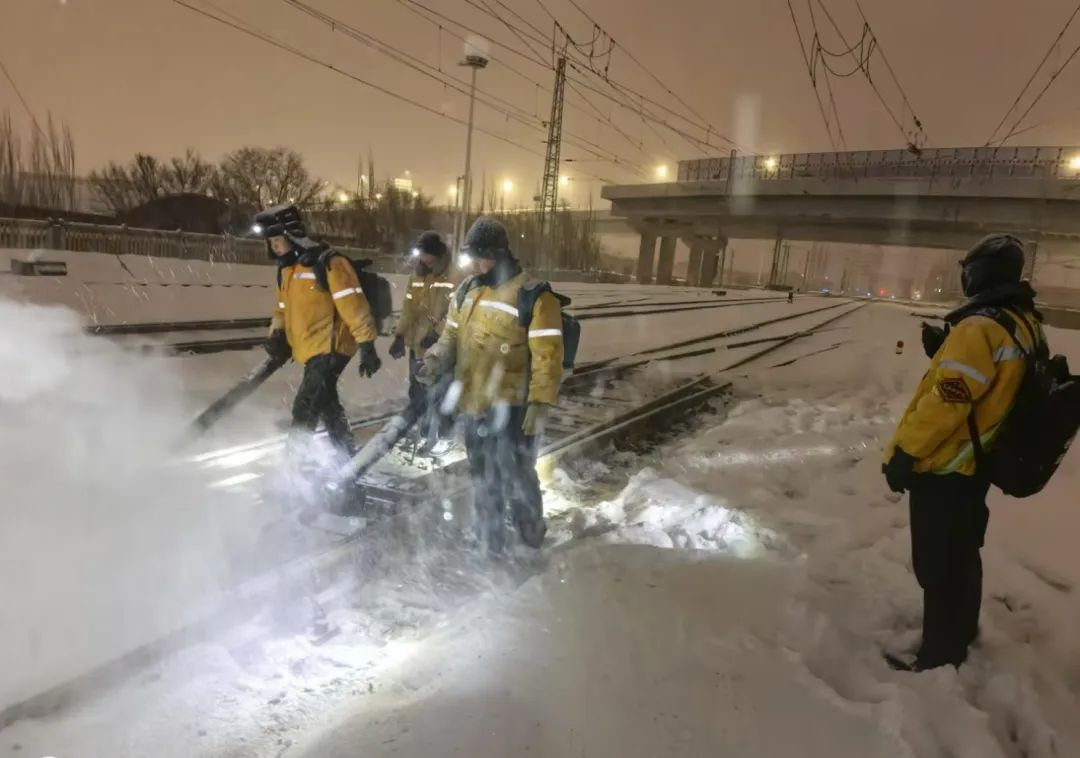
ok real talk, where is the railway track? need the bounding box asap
[1,300,866,729]
[90,294,791,355]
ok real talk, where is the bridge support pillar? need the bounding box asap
[767,235,784,287]
[636,232,657,284]
[699,237,725,288]
[686,243,704,286]
[656,236,677,285]
[1024,240,1038,281]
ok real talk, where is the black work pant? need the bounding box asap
[908,473,991,668]
[463,406,545,553]
[407,349,426,409]
[292,352,353,454]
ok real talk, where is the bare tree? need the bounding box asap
[0,109,76,211]
[89,153,166,213]
[164,148,216,194]
[0,112,21,207]
[213,146,323,211]
[90,148,217,213]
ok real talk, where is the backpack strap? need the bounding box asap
[963,306,1042,473]
[311,248,338,292]
[455,275,481,310]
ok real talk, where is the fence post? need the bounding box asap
[48,218,63,250]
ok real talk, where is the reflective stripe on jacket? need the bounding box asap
[270,256,377,366]
[428,271,563,414]
[395,267,459,354]
[886,309,1042,475]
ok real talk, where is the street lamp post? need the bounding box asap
[456,50,489,259]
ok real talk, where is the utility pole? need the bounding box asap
[538,55,567,274]
[457,51,488,260]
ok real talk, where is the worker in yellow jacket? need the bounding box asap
[258,204,382,456]
[388,231,458,408]
[883,233,1043,671]
[419,216,564,553]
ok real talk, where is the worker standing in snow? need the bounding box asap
[418,216,564,553]
[883,234,1043,671]
[259,204,382,456]
[388,231,458,409]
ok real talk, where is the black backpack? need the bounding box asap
[518,280,580,371]
[453,277,580,370]
[337,255,393,334]
[967,307,1080,497]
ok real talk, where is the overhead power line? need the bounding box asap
[996,40,1080,146]
[806,0,928,150]
[987,1,1080,146]
[169,0,619,184]
[278,0,644,174]
[561,0,716,136]
[0,56,45,137]
[461,0,741,154]
[784,0,842,151]
[403,0,727,144]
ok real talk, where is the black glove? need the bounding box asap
[357,341,382,378]
[920,322,947,359]
[265,329,291,362]
[389,334,407,360]
[419,331,439,350]
[882,449,917,494]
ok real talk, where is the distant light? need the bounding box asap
[404,169,411,176]
[502,179,513,193]
[412,190,420,198]
[559,175,570,186]
[655,165,668,179]
[410,247,421,257]
[375,192,383,200]
[448,185,458,197]
[458,253,472,269]
[764,157,778,170]
[251,223,263,235]
[879,288,886,296]
[442,510,453,521]
[337,191,349,204]
[1069,156,1080,171]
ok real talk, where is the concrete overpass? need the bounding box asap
[601,146,1080,287]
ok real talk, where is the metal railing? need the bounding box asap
[678,146,1080,183]
[0,217,392,269]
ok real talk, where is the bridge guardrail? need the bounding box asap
[679,146,1080,183]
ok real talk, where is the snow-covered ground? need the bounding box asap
[3,298,1079,757]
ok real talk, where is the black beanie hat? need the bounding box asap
[415,230,448,257]
[462,215,510,259]
[961,234,1026,296]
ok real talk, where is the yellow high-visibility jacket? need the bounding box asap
[270,255,377,366]
[395,265,460,355]
[886,309,1043,476]
[425,271,564,415]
